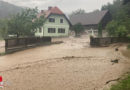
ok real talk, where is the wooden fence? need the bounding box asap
[5,37,51,53]
[90,37,130,47]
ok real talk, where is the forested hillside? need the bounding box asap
[0,1,23,18]
[102,0,130,37]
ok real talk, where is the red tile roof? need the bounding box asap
[38,6,64,18]
[37,6,72,26]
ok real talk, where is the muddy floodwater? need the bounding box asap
[0,35,130,90]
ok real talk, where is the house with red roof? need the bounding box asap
[35,6,71,37]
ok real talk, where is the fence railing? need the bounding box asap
[5,37,51,53]
[90,37,130,47]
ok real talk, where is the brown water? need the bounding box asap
[0,35,129,90]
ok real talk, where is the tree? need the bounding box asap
[116,25,128,37]
[72,23,84,37]
[7,7,45,38]
[106,20,118,36]
[98,23,103,37]
[106,21,128,37]
[69,9,85,18]
[102,0,130,36]
[101,0,122,19]
[0,19,8,39]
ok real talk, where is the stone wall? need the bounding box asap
[5,37,51,53]
[90,37,130,47]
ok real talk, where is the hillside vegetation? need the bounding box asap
[102,0,130,37]
[0,1,23,18]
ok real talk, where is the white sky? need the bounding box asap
[2,0,114,14]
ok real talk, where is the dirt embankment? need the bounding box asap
[0,36,130,90]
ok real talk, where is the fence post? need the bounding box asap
[5,39,8,53]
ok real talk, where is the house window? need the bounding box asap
[60,19,63,23]
[39,28,42,33]
[58,28,65,33]
[49,18,55,22]
[48,28,56,33]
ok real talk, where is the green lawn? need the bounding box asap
[110,75,130,90]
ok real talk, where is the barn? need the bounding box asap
[70,10,112,36]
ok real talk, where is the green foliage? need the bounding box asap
[98,23,103,37]
[102,0,122,19]
[0,52,6,56]
[7,7,45,38]
[106,20,118,36]
[111,75,130,90]
[0,19,8,39]
[69,9,85,18]
[106,20,128,37]
[103,0,130,36]
[72,23,84,37]
[116,25,128,37]
[127,34,130,39]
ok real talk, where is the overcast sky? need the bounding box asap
[3,0,114,14]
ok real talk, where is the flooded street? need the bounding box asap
[0,35,129,90]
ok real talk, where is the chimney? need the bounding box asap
[48,6,52,10]
[41,10,44,13]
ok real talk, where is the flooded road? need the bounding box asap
[0,36,129,90]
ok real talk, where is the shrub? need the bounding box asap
[127,34,130,39]
[106,20,118,36]
[72,23,84,37]
[116,25,128,37]
[98,23,103,37]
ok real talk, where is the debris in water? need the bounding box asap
[111,59,119,65]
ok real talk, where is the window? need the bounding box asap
[58,28,65,33]
[49,18,55,22]
[60,19,63,23]
[39,28,42,33]
[48,28,56,33]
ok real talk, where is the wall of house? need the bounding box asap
[83,25,98,36]
[84,24,98,30]
[35,14,70,37]
[35,28,44,37]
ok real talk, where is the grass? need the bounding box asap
[0,52,6,56]
[110,74,130,90]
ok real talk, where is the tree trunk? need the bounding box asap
[16,33,19,38]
